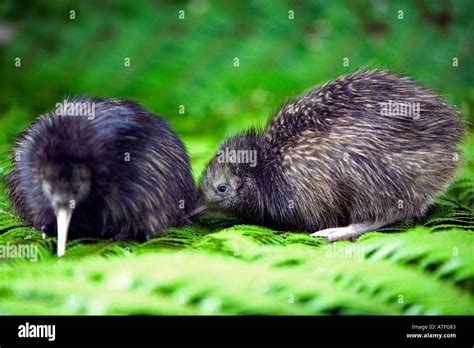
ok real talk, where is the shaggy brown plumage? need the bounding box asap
[5,97,196,255]
[198,69,465,240]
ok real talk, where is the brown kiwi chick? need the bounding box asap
[197,69,465,241]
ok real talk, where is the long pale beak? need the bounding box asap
[189,205,207,217]
[56,207,73,257]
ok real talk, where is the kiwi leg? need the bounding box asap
[310,221,388,242]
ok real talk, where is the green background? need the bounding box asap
[0,0,473,314]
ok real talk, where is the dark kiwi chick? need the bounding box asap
[198,69,465,241]
[5,97,196,255]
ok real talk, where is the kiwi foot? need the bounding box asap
[311,222,387,242]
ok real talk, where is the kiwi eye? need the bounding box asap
[217,184,228,193]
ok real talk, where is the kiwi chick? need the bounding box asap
[5,97,196,256]
[197,69,465,241]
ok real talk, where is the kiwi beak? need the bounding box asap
[189,192,207,217]
[190,205,207,217]
[56,206,73,257]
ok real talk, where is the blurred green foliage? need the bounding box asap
[0,0,473,173]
